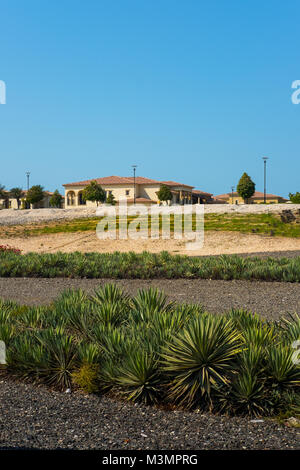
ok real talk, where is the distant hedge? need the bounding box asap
[1,251,300,282]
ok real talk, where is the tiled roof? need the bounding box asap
[63,175,161,187]
[64,176,195,188]
[192,189,213,197]
[215,191,287,200]
[161,180,194,189]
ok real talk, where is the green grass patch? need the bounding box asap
[10,213,300,238]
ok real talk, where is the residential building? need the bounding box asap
[63,175,213,207]
[214,191,288,204]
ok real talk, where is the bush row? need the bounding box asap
[1,251,300,281]
[1,284,299,417]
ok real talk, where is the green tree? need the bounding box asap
[50,190,63,208]
[156,184,172,203]
[26,185,45,206]
[236,173,255,203]
[106,192,116,205]
[0,184,8,208]
[82,180,106,206]
[0,184,6,199]
[289,192,300,204]
[10,187,24,209]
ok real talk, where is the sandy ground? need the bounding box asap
[1,229,300,255]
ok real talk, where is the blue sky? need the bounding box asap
[0,0,299,197]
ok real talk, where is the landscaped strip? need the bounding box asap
[1,285,299,418]
[1,212,300,238]
[1,251,300,281]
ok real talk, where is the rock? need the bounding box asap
[285,417,300,427]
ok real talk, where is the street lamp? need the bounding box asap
[262,157,268,204]
[132,165,137,204]
[26,172,30,191]
[231,186,235,204]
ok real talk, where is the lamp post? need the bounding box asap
[26,172,30,191]
[132,165,137,204]
[262,157,268,204]
[231,186,235,204]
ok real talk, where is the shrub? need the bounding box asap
[72,363,100,393]
[115,349,161,404]
[289,192,300,204]
[0,245,21,254]
[161,315,242,408]
[223,372,270,416]
[35,327,78,389]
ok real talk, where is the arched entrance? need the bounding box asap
[66,191,75,206]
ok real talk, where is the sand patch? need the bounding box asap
[1,230,300,256]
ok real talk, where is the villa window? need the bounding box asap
[78,192,86,205]
[125,190,130,196]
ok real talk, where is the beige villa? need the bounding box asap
[214,191,288,204]
[63,175,213,207]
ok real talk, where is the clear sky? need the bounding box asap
[0,0,299,197]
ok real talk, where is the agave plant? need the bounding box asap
[279,313,300,345]
[91,323,135,360]
[148,304,203,348]
[77,342,101,365]
[265,346,300,389]
[0,306,13,325]
[0,323,16,345]
[115,349,161,404]
[92,283,131,305]
[161,315,242,408]
[35,327,78,389]
[227,309,263,331]
[237,345,266,376]
[16,306,46,330]
[133,288,173,313]
[7,333,48,381]
[92,301,127,326]
[130,288,174,323]
[242,323,279,348]
[225,372,270,417]
[52,288,93,335]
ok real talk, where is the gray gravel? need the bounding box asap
[0,376,298,450]
[0,277,300,320]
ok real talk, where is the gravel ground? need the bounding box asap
[0,204,299,226]
[0,376,298,450]
[235,250,300,259]
[1,277,300,320]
